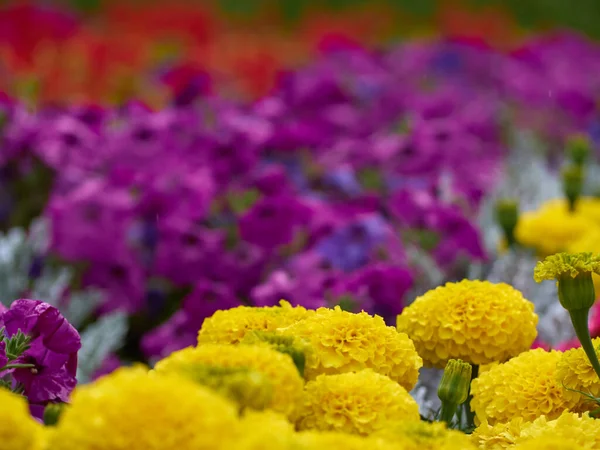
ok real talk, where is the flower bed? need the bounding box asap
[2,30,600,448]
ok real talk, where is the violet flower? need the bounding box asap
[1,299,80,415]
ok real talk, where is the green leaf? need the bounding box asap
[5,330,32,361]
[77,312,128,384]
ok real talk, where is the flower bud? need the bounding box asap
[43,402,66,426]
[534,252,600,313]
[438,359,472,406]
[535,252,600,381]
[562,165,584,212]
[567,134,591,167]
[495,199,519,248]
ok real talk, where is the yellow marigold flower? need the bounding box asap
[515,199,598,256]
[296,369,420,436]
[397,280,538,367]
[293,431,389,450]
[513,435,587,450]
[49,365,240,450]
[471,418,525,450]
[240,330,309,377]
[233,410,295,450]
[0,388,45,450]
[470,349,577,425]
[154,344,304,419]
[374,420,477,450]
[198,300,314,344]
[534,252,600,282]
[556,337,600,412]
[283,307,422,390]
[571,197,600,225]
[517,411,600,447]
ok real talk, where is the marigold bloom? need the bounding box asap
[283,307,422,390]
[374,420,477,450]
[198,300,314,345]
[517,411,600,447]
[154,344,304,419]
[293,431,388,450]
[0,388,45,450]
[513,435,586,450]
[233,410,295,450]
[534,252,600,282]
[49,366,240,450]
[556,337,600,412]
[470,349,577,425]
[397,280,538,367]
[296,369,420,435]
[515,200,598,256]
[471,418,525,450]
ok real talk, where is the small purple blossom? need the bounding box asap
[1,299,80,413]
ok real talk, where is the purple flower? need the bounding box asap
[239,195,311,251]
[152,218,226,286]
[141,311,197,360]
[315,214,388,272]
[46,178,135,264]
[2,299,80,408]
[182,281,242,330]
[332,263,413,321]
[84,256,146,314]
[389,188,486,266]
[0,341,8,371]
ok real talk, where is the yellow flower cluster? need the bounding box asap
[470,418,525,449]
[0,388,45,450]
[515,198,600,256]
[296,369,420,435]
[472,411,600,450]
[232,410,296,450]
[154,344,304,419]
[49,366,240,450]
[555,337,600,411]
[470,349,576,425]
[397,280,538,367]
[293,431,389,450]
[518,411,600,448]
[513,436,587,450]
[283,306,422,389]
[198,300,314,344]
[373,420,477,450]
[533,252,600,281]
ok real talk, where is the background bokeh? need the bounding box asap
[2,0,600,104]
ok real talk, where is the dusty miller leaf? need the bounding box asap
[76,311,128,384]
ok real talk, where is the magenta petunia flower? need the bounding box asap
[2,299,80,407]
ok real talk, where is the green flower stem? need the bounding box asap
[464,364,479,430]
[0,363,35,371]
[505,231,516,249]
[570,309,600,380]
[439,402,458,425]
